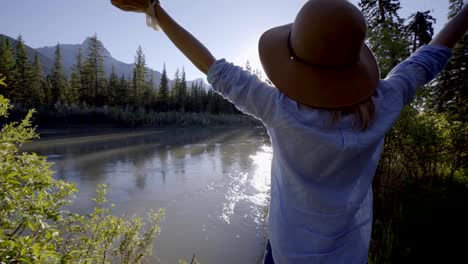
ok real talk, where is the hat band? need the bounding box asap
[287,32,361,69]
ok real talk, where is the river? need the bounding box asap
[22,127,272,264]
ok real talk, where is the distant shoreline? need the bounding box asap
[34,124,266,139]
[5,107,263,131]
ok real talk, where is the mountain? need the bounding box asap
[36,37,165,84]
[1,34,207,89]
[36,37,205,88]
[0,34,54,75]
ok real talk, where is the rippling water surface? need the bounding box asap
[23,127,272,264]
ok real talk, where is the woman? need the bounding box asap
[111,0,468,263]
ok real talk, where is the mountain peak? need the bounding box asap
[81,37,90,46]
[81,36,95,46]
[81,36,111,57]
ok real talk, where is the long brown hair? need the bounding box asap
[329,97,375,131]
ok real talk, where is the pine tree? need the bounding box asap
[187,82,196,112]
[132,46,146,106]
[157,63,169,111]
[0,38,17,99]
[30,52,45,106]
[406,11,436,52]
[69,72,80,105]
[68,48,83,106]
[147,71,155,91]
[359,0,410,76]
[49,43,68,105]
[197,81,207,112]
[190,81,205,112]
[73,48,85,103]
[116,74,129,106]
[68,75,80,105]
[146,71,156,108]
[14,35,32,106]
[402,10,437,110]
[206,89,218,114]
[108,66,119,106]
[101,77,109,106]
[171,68,181,111]
[430,0,467,121]
[178,67,188,112]
[43,76,53,107]
[83,34,105,106]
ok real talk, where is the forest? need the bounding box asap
[0,34,256,127]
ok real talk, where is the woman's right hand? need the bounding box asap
[111,0,150,13]
[429,3,468,48]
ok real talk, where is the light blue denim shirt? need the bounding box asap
[207,45,452,264]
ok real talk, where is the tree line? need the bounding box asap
[0,34,240,117]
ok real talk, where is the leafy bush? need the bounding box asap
[0,94,164,263]
[370,106,468,263]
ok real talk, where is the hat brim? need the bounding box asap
[259,24,380,109]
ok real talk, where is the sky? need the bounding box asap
[0,0,450,81]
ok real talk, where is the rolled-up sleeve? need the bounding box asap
[384,45,452,106]
[207,59,283,126]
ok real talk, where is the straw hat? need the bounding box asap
[259,0,380,109]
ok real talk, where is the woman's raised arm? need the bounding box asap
[430,3,468,48]
[110,1,215,74]
[153,3,216,74]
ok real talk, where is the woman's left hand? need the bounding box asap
[111,0,150,13]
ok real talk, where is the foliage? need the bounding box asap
[158,64,170,111]
[0,75,6,87]
[72,48,84,104]
[406,11,436,52]
[430,0,468,121]
[132,46,150,106]
[0,93,165,263]
[0,38,17,98]
[11,104,259,128]
[57,185,164,264]
[108,65,119,106]
[30,53,45,107]
[82,34,106,106]
[359,0,410,76]
[378,109,466,180]
[370,108,467,263]
[360,0,468,262]
[50,44,68,105]
[0,34,243,127]
[14,35,32,106]
[178,257,201,264]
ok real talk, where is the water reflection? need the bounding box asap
[22,127,272,264]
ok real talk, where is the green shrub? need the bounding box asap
[370,106,467,263]
[0,94,164,263]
